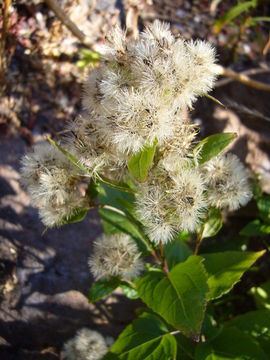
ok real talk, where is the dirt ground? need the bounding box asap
[0,0,270,358]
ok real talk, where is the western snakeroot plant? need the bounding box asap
[21,21,269,359]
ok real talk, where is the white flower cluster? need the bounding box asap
[21,143,87,227]
[88,233,144,280]
[63,328,108,360]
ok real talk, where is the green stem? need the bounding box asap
[122,278,136,289]
[194,209,209,255]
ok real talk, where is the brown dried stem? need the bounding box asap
[44,0,91,47]
[216,65,270,91]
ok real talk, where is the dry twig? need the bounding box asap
[216,65,270,91]
[44,0,90,47]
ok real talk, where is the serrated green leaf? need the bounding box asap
[88,278,121,303]
[250,280,270,310]
[136,256,209,337]
[128,139,158,182]
[195,326,268,359]
[240,219,270,236]
[201,208,223,239]
[227,310,270,355]
[61,208,88,224]
[202,250,265,300]
[214,0,257,34]
[104,312,177,360]
[164,237,192,270]
[194,133,237,165]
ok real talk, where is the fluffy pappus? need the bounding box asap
[63,328,108,360]
[21,143,87,227]
[203,153,252,211]
[88,234,144,280]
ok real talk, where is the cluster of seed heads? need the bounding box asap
[21,21,252,279]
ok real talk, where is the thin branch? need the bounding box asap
[216,65,270,91]
[44,0,90,47]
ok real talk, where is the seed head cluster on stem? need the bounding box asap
[21,21,252,281]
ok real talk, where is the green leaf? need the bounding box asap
[175,334,195,360]
[195,326,268,359]
[164,237,192,270]
[80,48,100,59]
[88,278,121,303]
[77,49,100,68]
[227,310,270,355]
[193,133,237,165]
[201,313,220,342]
[120,282,139,299]
[98,208,151,254]
[128,139,158,182]
[98,182,135,213]
[213,0,258,34]
[202,250,265,300]
[240,219,270,237]
[250,280,270,310]
[201,208,222,239]
[99,175,134,194]
[47,137,89,173]
[136,256,209,337]
[246,16,270,26]
[257,195,270,222]
[61,208,88,224]
[104,312,177,360]
[203,94,225,108]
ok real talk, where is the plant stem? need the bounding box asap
[194,209,209,255]
[122,278,136,289]
[159,241,169,275]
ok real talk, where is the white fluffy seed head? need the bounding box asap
[63,328,108,360]
[88,234,144,280]
[169,169,207,232]
[203,154,252,211]
[66,114,128,179]
[135,164,206,243]
[99,25,127,63]
[21,143,67,189]
[21,143,87,227]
